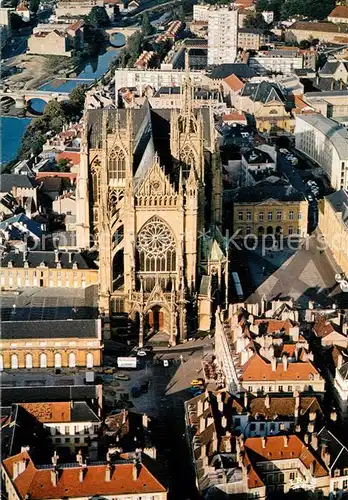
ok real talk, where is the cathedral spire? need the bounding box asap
[181,49,194,124]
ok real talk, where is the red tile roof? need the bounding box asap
[313,316,340,338]
[328,5,348,19]
[56,151,80,166]
[241,353,321,382]
[254,318,294,335]
[3,451,167,499]
[19,403,71,423]
[222,111,246,122]
[224,74,244,92]
[244,435,328,487]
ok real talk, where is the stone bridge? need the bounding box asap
[106,26,140,46]
[0,90,71,109]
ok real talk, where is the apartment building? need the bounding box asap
[286,21,348,44]
[6,401,101,452]
[2,450,167,500]
[238,28,270,51]
[207,5,239,66]
[249,48,315,75]
[295,114,348,191]
[214,304,325,396]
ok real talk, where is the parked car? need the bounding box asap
[136,350,147,357]
[280,148,288,154]
[115,373,130,381]
[190,378,204,387]
[104,367,115,374]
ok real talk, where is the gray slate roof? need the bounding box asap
[229,179,305,203]
[241,80,285,104]
[1,319,99,339]
[0,385,100,405]
[208,63,257,80]
[1,250,97,269]
[0,174,37,192]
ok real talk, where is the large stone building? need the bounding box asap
[318,190,348,275]
[76,76,225,345]
[295,114,348,191]
[0,319,102,370]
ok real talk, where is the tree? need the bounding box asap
[299,39,310,49]
[141,13,153,36]
[57,158,70,172]
[176,6,186,24]
[44,100,65,120]
[10,12,27,29]
[243,12,268,29]
[87,6,110,27]
[69,84,87,112]
[29,0,40,13]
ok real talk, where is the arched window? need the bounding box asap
[54,352,62,368]
[109,148,126,180]
[137,216,176,273]
[68,352,76,368]
[86,353,94,368]
[40,353,47,368]
[11,354,18,369]
[25,353,33,369]
[0,354,3,371]
[180,146,196,178]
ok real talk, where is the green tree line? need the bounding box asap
[18,85,87,159]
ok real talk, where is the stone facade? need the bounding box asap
[76,75,226,346]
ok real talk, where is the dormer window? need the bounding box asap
[7,261,13,268]
[39,261,46,268]
[334,469,341,477]
[72,262,78,270]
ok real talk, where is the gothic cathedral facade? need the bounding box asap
[77,79,227,346]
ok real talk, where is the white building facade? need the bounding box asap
[295,114,348,191]
[207,5,239,66]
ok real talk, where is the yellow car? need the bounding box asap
[190,378,204,387]
[104,367,115,374]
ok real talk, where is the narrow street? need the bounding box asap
[103,340,213,499]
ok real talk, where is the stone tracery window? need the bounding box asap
[137,216,176,272]
[109,148,126,180]
[91,161,100,201]
[181,145,196,178]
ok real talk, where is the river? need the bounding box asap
[0,33,125,167]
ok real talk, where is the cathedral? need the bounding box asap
[76,74,228,346]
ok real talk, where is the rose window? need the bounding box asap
[137,216,176,272]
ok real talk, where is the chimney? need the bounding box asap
[199,416,206,433]
[265,394,270,409]
[54,249,59,263]
[142,413,148,428]
[76,450,83,465]
[261,436,267,449]
[244,392,248,408]
[311,433,318,450]
[282,354,288,371]
[271,356,277,371]
[68,252,72,264]
[51,469,58,487]
[133,460,140,481]
[105,463,112,482]
[283,435,289,448]
[79,467,85,482]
